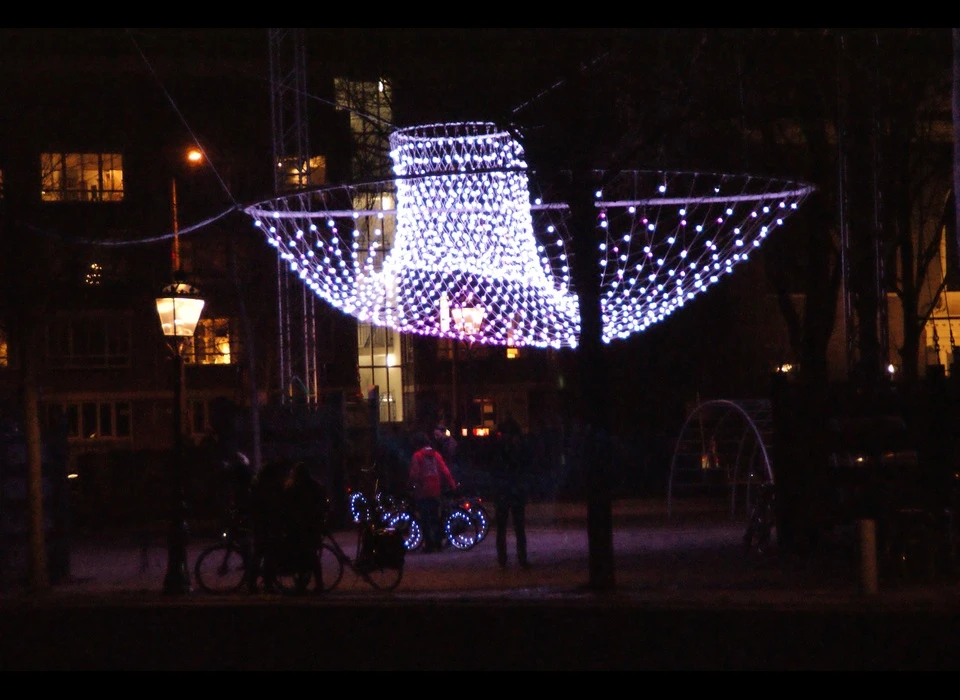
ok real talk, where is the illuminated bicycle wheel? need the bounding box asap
[445,508,481,551]
[387,510,423,551]
[467,502,490,541]
[349,490,371,524]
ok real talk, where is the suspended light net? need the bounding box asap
[244,121,814,349]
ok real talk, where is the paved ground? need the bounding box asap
[3,497,960,670]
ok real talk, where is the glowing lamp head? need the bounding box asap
[451,306,486,336]
[156,282,205,337]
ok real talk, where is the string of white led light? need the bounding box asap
[244,122,814,349]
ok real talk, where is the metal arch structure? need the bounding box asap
[666,398,775,519]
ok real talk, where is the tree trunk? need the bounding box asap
[569,168,615,592]
[229,231,262,475]
[953,29,960,265]
[21,314,49,592]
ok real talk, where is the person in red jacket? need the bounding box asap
[407,431,457,552]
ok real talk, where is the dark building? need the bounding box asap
[0,29,571,536]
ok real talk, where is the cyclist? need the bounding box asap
[280,461,328,593]
[407,431,457,553]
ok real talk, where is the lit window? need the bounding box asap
[358,322,392,350]
[183,317,234,365]
[40,152,124,202]
[0,326,8,367]
[357,320,403,424]
[276,155,326,192]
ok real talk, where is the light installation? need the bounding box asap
[244,121,814,348]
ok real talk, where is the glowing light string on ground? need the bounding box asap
[244,121,814,348]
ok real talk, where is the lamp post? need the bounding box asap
[171,147,204,275]
[155,281,205,595]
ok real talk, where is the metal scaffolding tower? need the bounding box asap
[267,28,319,404]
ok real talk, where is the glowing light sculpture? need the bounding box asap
[244,121,814,348]
[595,169,814,343]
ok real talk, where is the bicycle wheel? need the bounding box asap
[469,502,490,540]
[194,543,247,594]
[349,491,371,524]
[360,563,403,591]
[317,542,345,591]
[357,555,404,591]
[387,510,423,551]
[445,508,481,551]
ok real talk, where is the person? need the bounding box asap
[432,424,458,470]
[246,458,291,593]
[220,450,256,527]
[492,424,532,569]
[279,461,329,593]
[407,431,457,553]
[213,449,256,579]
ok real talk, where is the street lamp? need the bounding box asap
[171,147,205,275]
[155,281,205,595]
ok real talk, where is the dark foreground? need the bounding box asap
[3,498,960,670]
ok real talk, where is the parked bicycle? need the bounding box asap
[194,516,318,595]
[347,471,407,527]
[388,490,485,552]
[455,492,490,541]
[195,506,406,593]
[193,516,254,594]
[314,518,406,591]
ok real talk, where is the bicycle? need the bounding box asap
[315,519,406,591]
[194,519,324,595]
[453,492,490,542]
[743,481,776,556]
[388,490,484,552]
[193,518,255,594]
[347,471,407,527]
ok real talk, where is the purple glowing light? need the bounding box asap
[245,122,814,348]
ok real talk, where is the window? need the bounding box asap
[276,155,326,192]
[41,152,124,202]
[183,317,234,365]
[357,321,403,423]
[47,314,131,368]
[46,401,131,440]
[358,322,392,351]
[0,326,7,368]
